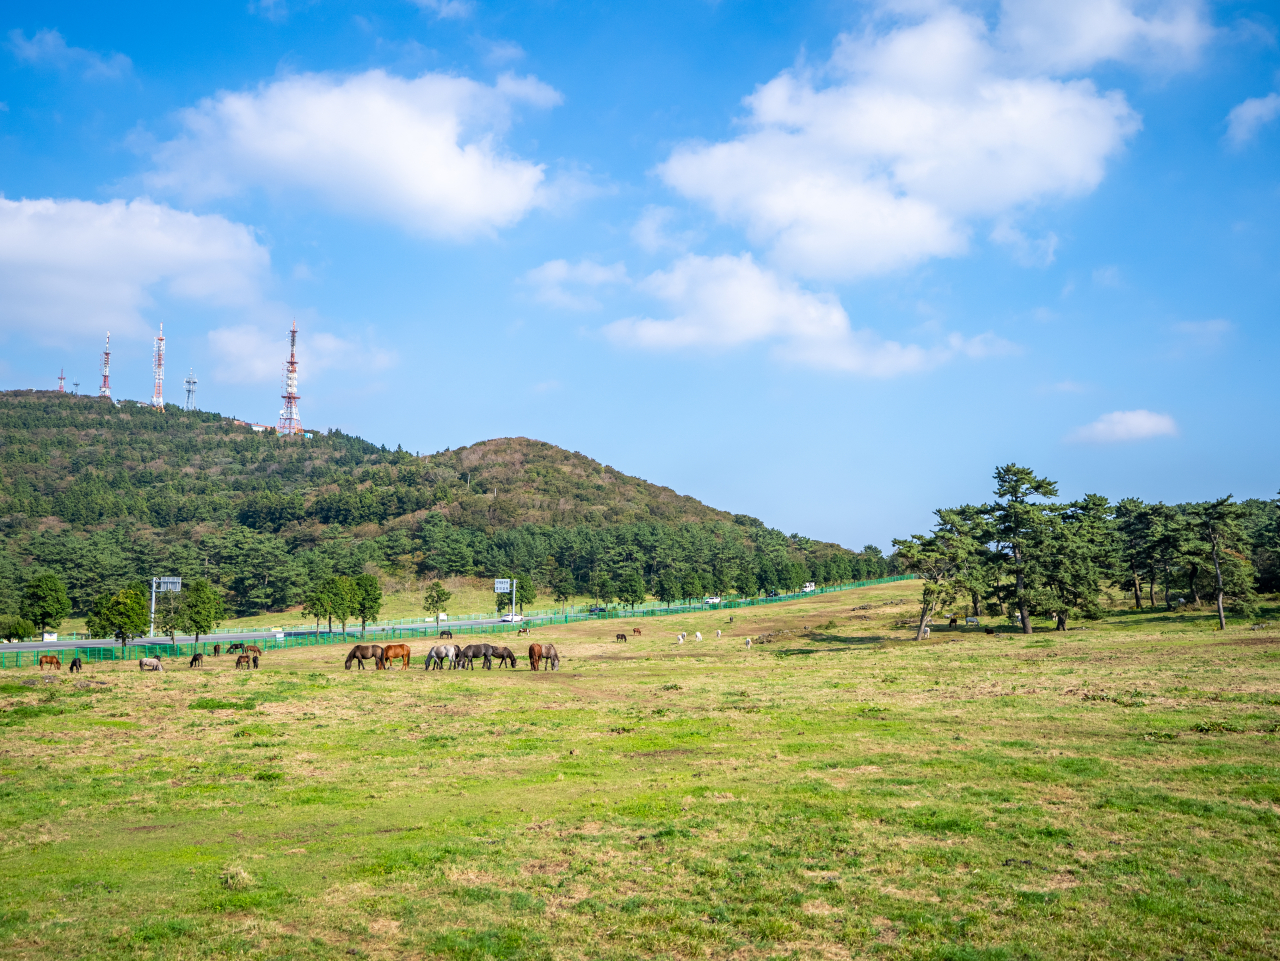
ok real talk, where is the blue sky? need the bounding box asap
[1,0,1278,550]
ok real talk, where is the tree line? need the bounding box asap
[894,464,1277,638]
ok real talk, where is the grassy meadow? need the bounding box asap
[1,579,1277,960]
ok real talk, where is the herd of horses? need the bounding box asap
[344,640,559,672]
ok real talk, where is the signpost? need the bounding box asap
[150,576,182,638]
[494,578,517,618]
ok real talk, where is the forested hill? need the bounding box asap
[0,390,887,617]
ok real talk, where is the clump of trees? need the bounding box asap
[896,464,1275,639]
[301,574,382,636]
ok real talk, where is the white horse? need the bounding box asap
[139,657,163,672]
[426,644,457,670]
[715,630,722,638]
[695,632,702,641]
[965,616,979,626]
[745,638,752,648]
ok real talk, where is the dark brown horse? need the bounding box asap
[615,633,628,643]
[438,629,453,639]
[235,654,251,669]
[382,644,411,669]
[212,644,221,657]
[189,652,204,668]
[68,657,83,673]
[528,643,542,671]
[491,646,517,668]
[345,644,385,670]
[227,643,246,654]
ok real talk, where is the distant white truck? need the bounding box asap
[802,582,816,593]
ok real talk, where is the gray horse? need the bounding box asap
[540,643,560,671]
[426,644,457,670]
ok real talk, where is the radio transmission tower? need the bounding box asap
[184,369,198,411]
[277,320,302,434]
[151,323,165,409]
[57,369,65,393]
[72,380,79,395]
[99,332,112,399]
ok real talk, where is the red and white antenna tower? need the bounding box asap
[99,332,112,399]
[57,369,65,393]
[151,323,165,409]
[277,320,302,434]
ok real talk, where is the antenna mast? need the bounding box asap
[57,369,65,393]
[277,320,302,434]
[99,332,112,399]
[151,323,165,409]
[184,369,198,411]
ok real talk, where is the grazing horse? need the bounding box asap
[615,633,628,643]
[716,630,722,638]
[189,653,204,668]
[252,654,259,669]
[139,657,164,672]
[948,617,958,627]
[965,616,979,626]
[39,654,62,671]
[541,643,560,671]
[235,654,250,670]
[438,629,454,640]
[246,645,263,656]
[382,644,411,669]
[458,644,492,670]
[632,627,641,635]
[227,643,246,654]
[695,632,702,642]
[345,645,385,670]
[212,644,221,657]
[491,646,518,668]
[68,657,83,673]
[517,627,530,635]
[426,645,456,670]
[528,643,543,671]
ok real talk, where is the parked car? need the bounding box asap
[587,606,608,614]
[499,613,524,623]
[704,596,722,604]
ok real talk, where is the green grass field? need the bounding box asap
[1,580,1277,960]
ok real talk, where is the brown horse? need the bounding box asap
[235,654,251,669]
[615,633,628,643]
[491,646,517,668]
[189,653,204,668]
[517,627,530,635]
[212,644,221,657]
[632,627,642,635]
[382,644,411,669]
[246,645,263,656]
[345,644,385,670]
[39,654,61,671]
[528,643,542,671]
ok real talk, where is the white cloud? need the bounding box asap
[208,324,394,385]
[632,205,699,253]
[149,69,562,239]
[0,197,269,344]
[8,28,132,79]
[1067,409,1177,443]
[482,40,525,67]
[524,259,628,310]
[1093,264,1121,286]
[1172,318,1232,347]
[1226,92,1280,148]
[997,0,1210,73]
[409,0,474,19]
[604,253,1012,377]
[658,8,1141,280]
[991,220,1058,266]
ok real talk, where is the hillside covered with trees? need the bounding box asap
[0,390,887,622]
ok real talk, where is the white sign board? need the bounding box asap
[156,576,182,592]
[494,579,511,593]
